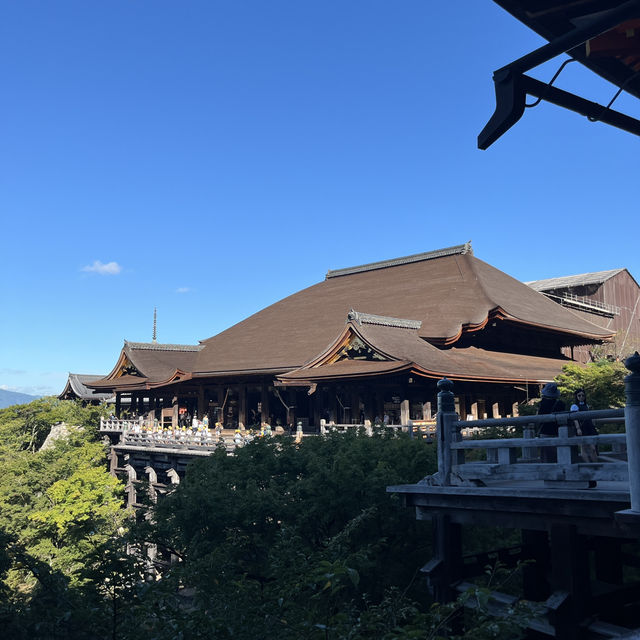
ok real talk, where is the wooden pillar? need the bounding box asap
[115,393,121,417]
[549,524,590,640]
[400,399,410,425]
[238,384,247,430]
[422,401,432,420]
[430,514,462,603]
[363,389,374,423]
[312,388,321,429]
[261,382,270,424]
[470,401,478,420]
[288,389,296,428]
[376,391,384,422]
[172,396,179,429]
[521,529,550,602]
[491,401,500,418]
[595,537,623,585]
[197,385,205,420]
[477,398,486,419]
[351,390,359,424]
[330,386,338,423]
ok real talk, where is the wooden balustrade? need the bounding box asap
[434,357,640,494]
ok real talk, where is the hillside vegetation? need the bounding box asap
[0,399,534,639]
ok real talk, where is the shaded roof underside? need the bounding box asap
[493,0,640,99]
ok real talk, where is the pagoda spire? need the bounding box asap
[152,307,157,343]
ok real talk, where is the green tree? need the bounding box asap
[555,360,626,409]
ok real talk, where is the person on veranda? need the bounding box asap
[537,382,565,463]
[570,388,599,463]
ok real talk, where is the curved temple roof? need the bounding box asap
[59,374,113,401]
[193,245,612,376]
[88,341,203,391]
[278,311,570,385]
[90,244,614,391]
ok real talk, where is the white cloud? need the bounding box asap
[81,260,122,275]
[176,287,191,294]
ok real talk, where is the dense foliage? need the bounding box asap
[134,431,437,639]
[0,398,126,635]
[555,360,626,409]
[0,402,534,639]
[519,359,627,416]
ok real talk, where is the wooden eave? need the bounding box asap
[425,307,614,347]
[146,369,193,389]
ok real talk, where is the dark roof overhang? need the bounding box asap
[479,0,640,149]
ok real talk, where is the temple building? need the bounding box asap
[527,268,640,363]
[58,373,113,405]
[88,243,614,430]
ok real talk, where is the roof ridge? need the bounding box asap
[125,341,203,352]
[526,268,624,288]
[325,242,472,279]
[347,309,422,330]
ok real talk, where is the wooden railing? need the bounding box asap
[436,407,626,486]
[433,355,640,502]
[100,417,147,432]
[319,419,436,437]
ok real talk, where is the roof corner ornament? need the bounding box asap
[152,307,157,344]
[347,309,361,324]
[463,241,473,255]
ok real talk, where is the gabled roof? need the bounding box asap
[526,269,625,291]
[278,311,568,384]
[88,341,202,391]
[193,244,612,377]
[58,374,113,401]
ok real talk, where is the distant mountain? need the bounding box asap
[0,389,40,409]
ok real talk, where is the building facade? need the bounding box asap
[88,243,614,430]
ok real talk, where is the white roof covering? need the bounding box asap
[526,269,623,292]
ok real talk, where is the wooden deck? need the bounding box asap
[388,360,640,639]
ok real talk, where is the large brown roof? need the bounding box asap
[194,245,612,376]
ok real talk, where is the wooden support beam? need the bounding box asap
[428,513,462,603]
[522,529,550,602]
[549,524,590,639]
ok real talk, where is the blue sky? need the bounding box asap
[2,1,639,396]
